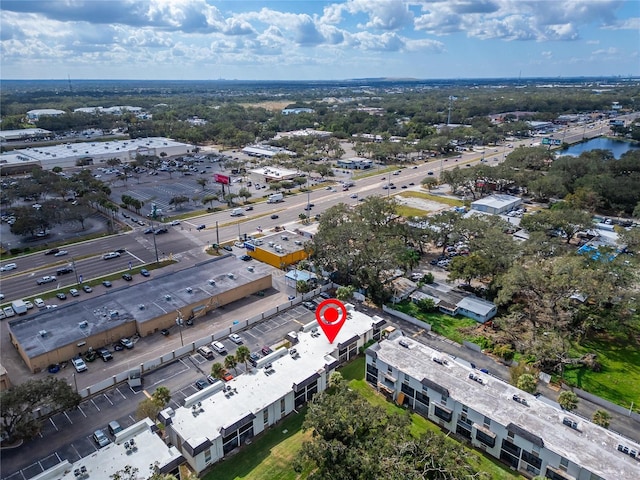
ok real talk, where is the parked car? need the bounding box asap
[249,352,261,366]
[239,255,252,261]
[261,346,273,356]
[34,297,45,308]
[56,292,67,300]
[229,334,243,344]
[122,273,133,281]
[108,421,123,436]
[303,301,316,311]
[97,347,113,362]
[102,280,112,287]
[195,379,208,390]
[120,337,134,349]
[72,357,87,372]
[222,245,233,252]
[160,329,170,336]
[222,371,234,382]
[211,341,227,354]
[197,346,215,359]
[93,429,110,448]
[82,285,93,293]
[69,288,80,297]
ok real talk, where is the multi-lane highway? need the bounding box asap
[0,120,616,303]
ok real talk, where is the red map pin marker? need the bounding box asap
[315,299,348,344]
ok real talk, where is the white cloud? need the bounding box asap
[345,0,414,30]
[592,47,620,55]
[541,51,553,58]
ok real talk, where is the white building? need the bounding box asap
[0,128,53,143]
[471,194,522,215]
[0,137,195,172]
[248,166,299,184]
[160,307,386,474]
[31,418,184,480]
[26,109,66,121]
[241,145,296,158]
[366,336,640,480]
[336,157,373,169]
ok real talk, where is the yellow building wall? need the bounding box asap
[249,248,308,269]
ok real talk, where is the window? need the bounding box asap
[462,404,468,413]
[521,450,542,470]
[204,448,212,463]
[559,456,569,471]
[456,421,472,439]
[501,439,520,457]
[441,393,448,404]
[401,382,415,397]
[475,429,496,448]
[263,409,269,425]
[433,405,453,423]
[483,415,491,427]
[280,398,286,414]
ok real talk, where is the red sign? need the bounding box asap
[213,173,230,185]
[315,299,348,344]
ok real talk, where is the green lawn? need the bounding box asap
[392,301,477,344]
[203,408,312,480]
[396,190,465,207]
[563,336,640,412]
[205,356,523,480]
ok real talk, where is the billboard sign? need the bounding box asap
[214,173,230,185]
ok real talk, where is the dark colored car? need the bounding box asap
[239,255,252,261]
[196,224,206,230]
[195,379,208,390]
[222,245,233,252]
[44,248,60,255]
[160,329,170,336]
[270,214,279,219]
[154,227,168,235]
[122,273,133,281]
[56,266,74,275]
[245,206,254,211]
[56,292,67,300]
[102,280,112,288]
[261,346,273,356]
[83,285,93,293]
[249,352,261,366]
[140,269,150,277]
[47,363,61,373]
[97,347,113,362]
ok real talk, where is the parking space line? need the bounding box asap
[412,329,425,337]
[64,411,73,424]
[77,405,87,418]
[90,399,100,412]
[115,387,126,399]
[103,393,114,406]
[49,417,59,432]
[71,443,82,459]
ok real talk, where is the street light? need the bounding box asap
[175,312,184,347]
[72,257,80,286]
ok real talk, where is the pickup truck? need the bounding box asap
[37,276,57,285]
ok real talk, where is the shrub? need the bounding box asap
[493,344,515,362]
[517,373,537,393]
[592,409,611,428]
[558,391,579,411]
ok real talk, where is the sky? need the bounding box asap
[1,0,638,81]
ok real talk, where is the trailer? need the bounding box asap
[11,299,27,315]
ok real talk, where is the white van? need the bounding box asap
[3,306,15,318]
[230,208,243,217]
[211,341,227,354]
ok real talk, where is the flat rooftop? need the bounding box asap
[374,336,640,480]
[9,255,272,358]
[169,308,379,444]
[32,418,183,480]
[1,137,190,163]
[254,230,309,256]
[471,194,521,209]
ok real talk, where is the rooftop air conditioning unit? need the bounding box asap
[208,279,216,285]
[186,287,193,293]
[227,273,235,279]
[164,295,171,301]
[39,330,48,337]
[79,321,88,328]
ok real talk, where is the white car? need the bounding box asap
[229,334,243,345]
[102,252,121,260]
[170,220,181,226]
[0,263,17,272]
[211,341,227,354]
[24,300,34,309]
[69,289,80,297]
[34,298,45,308]
[54,250,68,257]
[72,357,87,372]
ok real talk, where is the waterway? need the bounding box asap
[556,137,639,159]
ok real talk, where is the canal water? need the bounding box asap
[556,137,639,159]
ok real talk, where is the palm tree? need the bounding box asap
[235,346,251,370]
[224,354,238,375]
[211,362,225,380]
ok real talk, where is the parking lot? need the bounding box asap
[0,302,315,480]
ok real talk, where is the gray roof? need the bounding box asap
[456,296,496,316]
[374,337,640,480]
[9,255,272,358]
[471,194,521,209]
